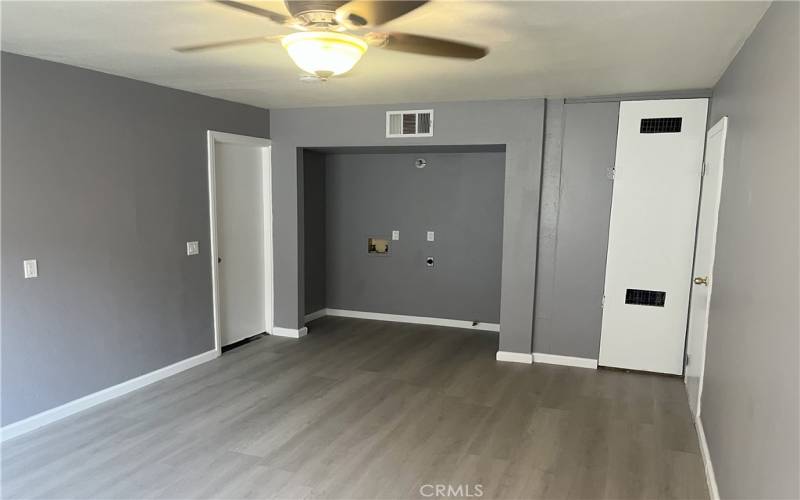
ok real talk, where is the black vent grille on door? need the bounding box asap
[640,117,682,134]
[625,288,666,307]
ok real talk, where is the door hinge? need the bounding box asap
[601,295,605,308]
[607,167,616,180]
[701,161,707,176]
[685,353,690,366]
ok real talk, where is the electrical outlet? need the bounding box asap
[392,230,400,241]
[427,231,435,242]
[186,241,199,255]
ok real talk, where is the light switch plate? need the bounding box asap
[186,241,199,256]
[392,230,400,241]
[23,259,38,279]
[427,231,435,242]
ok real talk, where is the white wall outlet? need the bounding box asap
[392,230,400,241]
[186,241,199,256]
[23,259,38,279]
[427,231,435,242]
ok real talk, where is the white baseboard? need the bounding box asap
[304,309,327,323]
[271,326,308,338]
[0,349,218,442]
[496,351,598,368]
[323,308,500,332]
[695,414,720,500]
[533,352,598,369]
[496,351,533,364]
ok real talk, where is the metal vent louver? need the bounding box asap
[640,117,682,134]
[386,109,434,138]
[625,288,666,307]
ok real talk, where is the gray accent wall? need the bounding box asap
[322,150,504,323]
[1,53,269,425]
[303,150,326,315]
[702,3,799,498]
[271,100,545,353]
[534,100,619,358]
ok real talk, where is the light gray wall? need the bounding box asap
[1,53,269,425]
[303,150,327,315]
[534,100,619,358]
[271,100,544,353]
[702,3,799,499]
[322,150,504,323]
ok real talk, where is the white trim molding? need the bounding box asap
[304,309,327,323]
[322,308,500,332]
[272,326,308,338]
[0,349,218,442]
[533,352,598,369]
[695,415,721,500]
[496,351,534,364]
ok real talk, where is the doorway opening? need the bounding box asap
[300,145,506,331]
[207,131,274,354]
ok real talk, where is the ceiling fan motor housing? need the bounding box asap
[286,0,350,26]
[285,0,348,15]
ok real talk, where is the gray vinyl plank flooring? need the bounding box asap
[1,316,708,499]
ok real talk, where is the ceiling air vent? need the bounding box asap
[386,109,434,138]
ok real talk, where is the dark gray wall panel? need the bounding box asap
[271,100,544,354]
[303,150,326,314]
[533,101,619,359]
[1,53,268,425]
[702,3,799,498]
[324,151,504,323]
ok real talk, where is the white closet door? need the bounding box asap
[215,142,269,346]
[599,99,708,375]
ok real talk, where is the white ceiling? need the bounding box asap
[1,1,769,109]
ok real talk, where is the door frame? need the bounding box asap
[685,116,728,417]
[207,130,274,355]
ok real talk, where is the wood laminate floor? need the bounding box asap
[2,317,708,500]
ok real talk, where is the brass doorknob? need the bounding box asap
[694,276,709,285]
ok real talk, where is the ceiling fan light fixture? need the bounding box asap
[281,31,368,78]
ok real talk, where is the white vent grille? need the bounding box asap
[386,109,434,138]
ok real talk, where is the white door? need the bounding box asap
[599,99,708,375]
[686,117,728,416]
[214,140,272,347]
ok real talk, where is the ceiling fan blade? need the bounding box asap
[174,35,282,53]
[336,1,428,27]
[214,0,290,24]
[367,32,488,59]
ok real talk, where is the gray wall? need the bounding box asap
[1,53,269,425]
[534,100,619,358]
[303,150,326,314]
[702,3,799,499]
[322,150,504,323]
[271,100,544,353]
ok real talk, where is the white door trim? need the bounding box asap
[686,116,728,417]
[207,131,274,355]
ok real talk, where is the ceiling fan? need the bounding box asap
[175,0,488,80]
